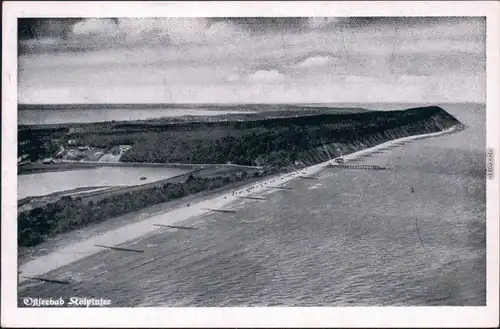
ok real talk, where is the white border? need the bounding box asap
[2,1,499,327]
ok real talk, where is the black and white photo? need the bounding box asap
[2,1,499,328]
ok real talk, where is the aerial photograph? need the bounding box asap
[16,16,486,307]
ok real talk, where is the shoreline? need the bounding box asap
[17,173,277,265]
[18,125,460,282]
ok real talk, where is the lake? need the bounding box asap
[18,103,486,306]
[18,106,256,125]
[17,166,189,199]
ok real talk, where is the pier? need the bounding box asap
[202,208,238,213]
[21,276,70,285]
[238,196,266,200]
[95,244,145,253]
[327,164,390,170]
[153,224,197,230]
[298,176,319,180]
[268,186,293,190]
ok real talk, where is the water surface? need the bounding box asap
[18,167,188,199]
[18,107,254,125]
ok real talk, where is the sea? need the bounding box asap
[17,103,486,306]
[18,104,256,125]
[18,102,439,125]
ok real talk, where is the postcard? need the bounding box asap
[2,1,499,327]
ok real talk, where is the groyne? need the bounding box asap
[18,123,462,281]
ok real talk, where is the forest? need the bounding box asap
[18,127,66,162]
[18,106,459,166]
[71,106,459,167]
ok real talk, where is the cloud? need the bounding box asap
[397,39,484,55]
[212,18,309,34]
[19,71,485,104]
[18,18,84,40]
[247,70,285,83]
[205,21,241,42]
[296,56,335,68]
[344,75,380,84]
[72,18,207,44]
[72,18,120,36]
[308,18,339,29]
[66,18,244,47]
[18,17,486,103]
[132,18,208,44]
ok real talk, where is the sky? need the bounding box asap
[18,17,486,104]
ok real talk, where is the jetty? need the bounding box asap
[268,186,293,190]
[202,208,237,213]
[21,276,70,285]
[152,224,197,230]
[237,196,266,200]
[327,164,390,170]
[94,244,145,253]
[298,176,319,180]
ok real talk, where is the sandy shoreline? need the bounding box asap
[18,126,458,282]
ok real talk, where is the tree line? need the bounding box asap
[118,108,458,167]
[18,171,261,247]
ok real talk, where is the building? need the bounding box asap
[17,154,30,164]
[118,145,132,154]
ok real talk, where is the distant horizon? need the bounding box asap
[18,101,485,107]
